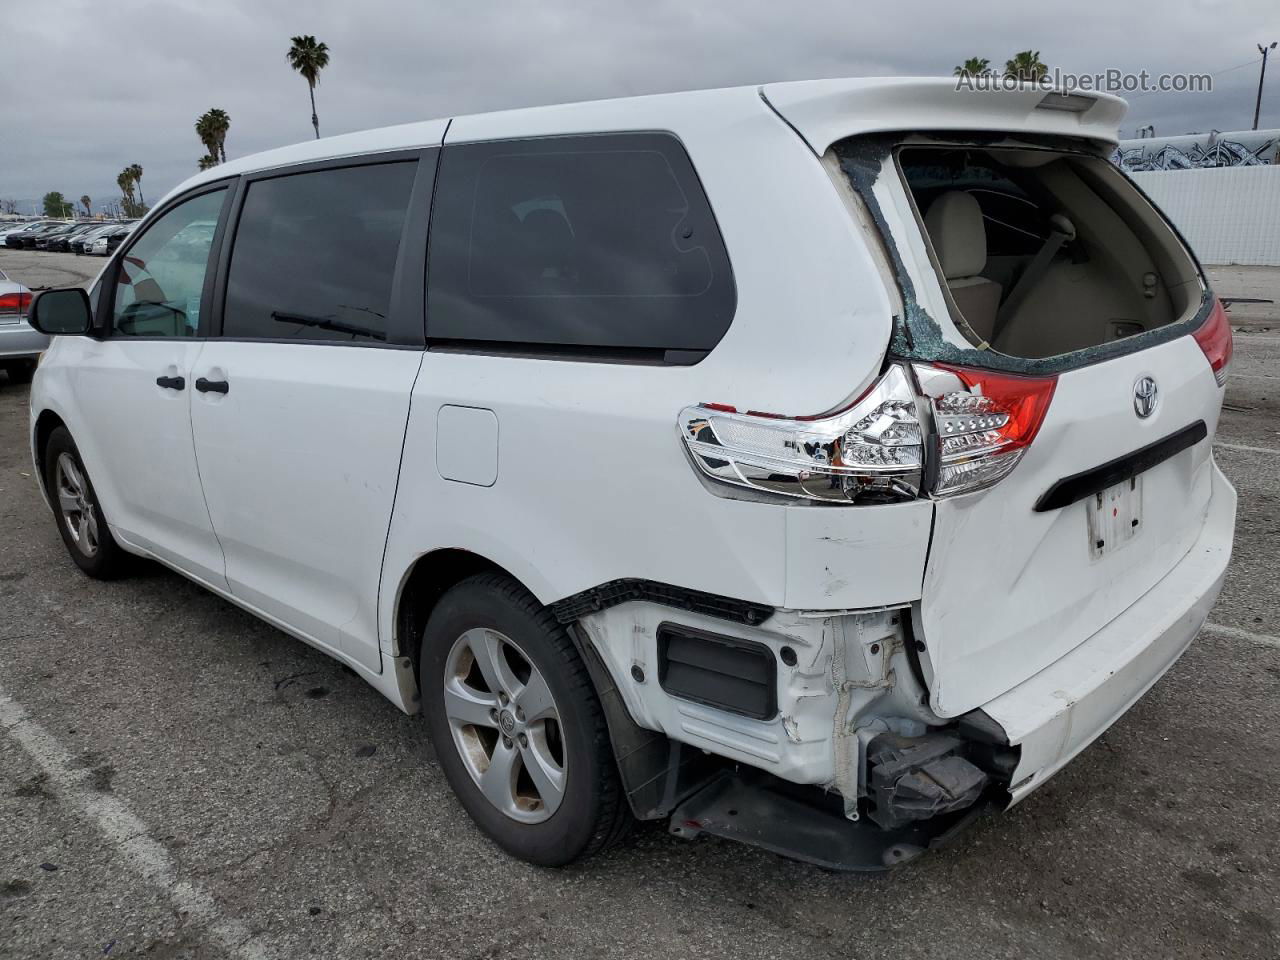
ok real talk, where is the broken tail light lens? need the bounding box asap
[915,363,1057,498]
[1192,298,1232,388]
[679,364,924,504]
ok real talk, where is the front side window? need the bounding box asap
[427,133,736,356]
[222,162,417,343]
[112,188,225,337]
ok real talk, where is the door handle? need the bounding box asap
[195,377,229,394]
[155,375,185,390]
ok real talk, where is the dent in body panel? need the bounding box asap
[783,497,933,609]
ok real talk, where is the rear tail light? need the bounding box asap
[0,291,32,315]
[679,365,924,504]
[914,363,1057,497]
[1192,298,1232,387]
[680,363,1056,504]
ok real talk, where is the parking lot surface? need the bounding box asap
[0,248,106,293]
[2,251,1278,959]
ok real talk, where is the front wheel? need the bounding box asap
[419,573,630,866]
[43,427,131,579]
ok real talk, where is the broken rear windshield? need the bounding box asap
[833,134,1210,376]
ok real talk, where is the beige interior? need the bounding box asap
[908,147,1203,360]
[923,191,1002,342]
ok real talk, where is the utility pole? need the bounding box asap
[1255,41,1277,130]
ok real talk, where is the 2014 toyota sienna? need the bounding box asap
[25,78,1236,870]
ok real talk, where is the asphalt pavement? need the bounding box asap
[1,251,1278,959]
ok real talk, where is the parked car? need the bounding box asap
[68,222,121,255]
[47,222,103,253]
[32,222,85,250]
[3,224,31,248]
[24,78,1236,871]
[69,224,115,255]
[5,221,62,248]
[0,221,42,243]
[0,267,44,383]
[88,223,135,256]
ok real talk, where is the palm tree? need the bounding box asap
[80,195,91,217]
[287,35,330,139]
[954,57,991,77]
[206,109,230,162]
[116,169,137,217]
[198,154,219,171]
[195,109,232,164]
[127,163,144,206]
[1004,50,1049,82]
[195,112,217,162]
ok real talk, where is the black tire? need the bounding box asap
[43,426,131,579]
[420,573,630,866]
[5,360,36,384]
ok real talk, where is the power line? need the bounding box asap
[1210,55,1266,78]
[1124,55,1263,102]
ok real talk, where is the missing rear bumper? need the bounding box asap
[669,768,991,871]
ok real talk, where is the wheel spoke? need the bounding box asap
[57,490,79,514]
[460,628,501,694]
[479,738,519,811]
[515,670,557,724]
[83,511,99,551]
[443,680,498,728]
[519,734,565,815]
[60,457,83,497]
[465,628,521,699]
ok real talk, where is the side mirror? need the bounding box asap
[28,288,92,336]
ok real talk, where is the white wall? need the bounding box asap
[1130,166,1280,266]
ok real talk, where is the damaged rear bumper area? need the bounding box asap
[670,728,1004,870]
[567,468,1233,871]
[569,599,1019,871]
[669,766,989,871]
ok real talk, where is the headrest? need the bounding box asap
[924,191,987,280]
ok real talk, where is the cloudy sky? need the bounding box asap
[4,0,1278,214]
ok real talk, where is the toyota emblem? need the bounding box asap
[1133,376,1159,419]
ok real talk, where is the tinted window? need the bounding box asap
[112,188,225,338]
[427,133,735,356]
[223,162,417,342]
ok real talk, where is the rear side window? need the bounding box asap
[427,132,735,358]
[223,161,417,342]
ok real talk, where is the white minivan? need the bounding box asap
[26,78,1236,870]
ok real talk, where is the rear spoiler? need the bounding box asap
[760,77,1126,156]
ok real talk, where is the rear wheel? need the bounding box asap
[43,427,130,579]
[419,573,630,866]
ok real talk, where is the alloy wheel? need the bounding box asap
[442,627,567,824]
[55,453,99,557]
